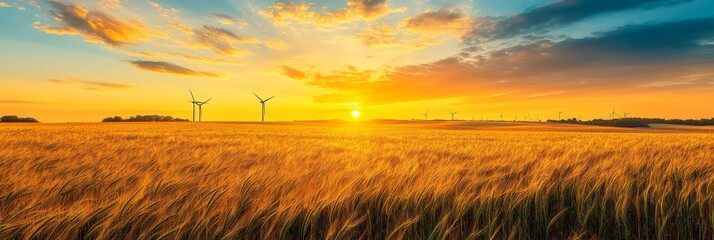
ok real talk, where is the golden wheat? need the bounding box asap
[0,122,713,239]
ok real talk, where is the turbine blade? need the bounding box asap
[190,89,196,101]
[264,96,275,102]
[203,98,212,104]
[253,92,263,101]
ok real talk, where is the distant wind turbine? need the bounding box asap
[450,111,457,120]
[623,110,631,118]
[499,112,504,121]
[188,89,210,122]
[472,115,475,121]
[253,92,275,122]
[188,89,199,122]
[557,111,564,120]
[423,109,429,120]
[195,98,212,122]
[610,108,619,119]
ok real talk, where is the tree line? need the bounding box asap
[102,115,189,122]
[548,117,714,128]
[0,115,39,123]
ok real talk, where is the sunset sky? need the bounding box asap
[1,0,713,122]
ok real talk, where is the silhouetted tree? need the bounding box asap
[102,115,188,122]
[0,115,39,123]
[548,117,714,128]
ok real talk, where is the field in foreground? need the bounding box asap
[1,122,714,239]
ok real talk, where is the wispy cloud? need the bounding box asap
[48,78,137,90]
[193,25,255,56]
[36,2,161,46]
[0,99,38,104]
[261,0,404,25]
[128,60,225,78]
[404,8,473,36]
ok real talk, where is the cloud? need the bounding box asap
[284,18,714,104]
[0,2,9,8]
[97,0,121,9]
[261,0,403,25]
[403,8,473,36]
[356,23,398,46]
[354,23,441,49]
[280,65,307,80]
[128,60,225,78]
[213,13,247,27]
[48,78,137,90]
[0,100,38,104]
[193,25,255,56]
[38,2,158,46]
[265,39,291,50]
[466,0,693,41]
[132,51,243,65]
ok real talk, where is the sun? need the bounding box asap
[351,110,360,118]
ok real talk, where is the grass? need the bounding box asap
[0,121,713,239]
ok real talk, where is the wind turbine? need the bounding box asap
[450,111,457,120]
[253,92,275,122]
[188,89,205,122]
[610,108,619,119]
[195,98,212,122]
[622,110,630,118]
[423,109,429,120]
[557,111,564,120]
[499,112,504,121]
[472,115,475,121]
[527,113,531,121]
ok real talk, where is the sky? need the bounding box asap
[0,0,713,122]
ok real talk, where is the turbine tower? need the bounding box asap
[450,111,457,120]
[423,109,429,120]
[557,111,564,120]
[499,112,504,121]
[195,98,212,122]
[610,108,619,119]
[188,89,203,122]
[253,92,275,122]
[623,110,630,118]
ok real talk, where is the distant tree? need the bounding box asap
[102,115,189,122]
[0,115,39,123]
[102,116,124,122]
[548,117,714,128]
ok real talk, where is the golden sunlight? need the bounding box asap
[352,110,361,118]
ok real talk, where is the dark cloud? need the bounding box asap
[284,18,714,104]
[466,0,693,42]
[128,60,224,78]
[348,0,390,18]
[39,2,156,46]
[473,18,714,73]
[48,78,136,90]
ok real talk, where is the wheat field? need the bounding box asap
[1,122,714,239]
